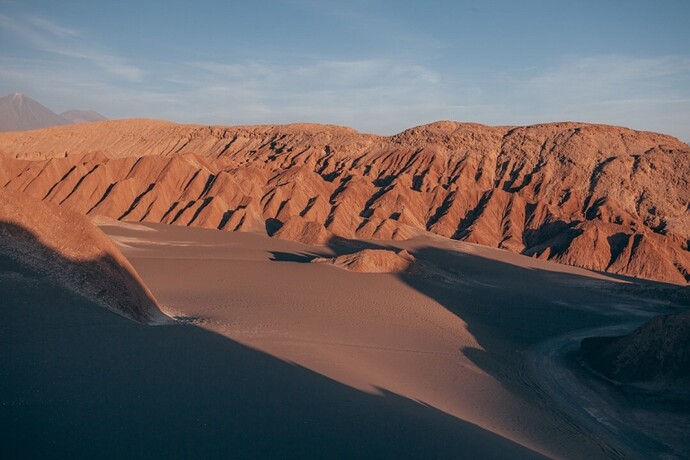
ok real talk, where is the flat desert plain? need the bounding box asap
[2,221,688,459]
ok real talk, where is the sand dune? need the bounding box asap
[0,119,687,284]
[0,189,165,323]
[96,222,689,458]
[0,260,545,459]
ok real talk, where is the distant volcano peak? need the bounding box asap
[0,92,107,132]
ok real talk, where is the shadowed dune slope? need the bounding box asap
[0,119,688,283]
[0,189,165,323]
[581,287,690,383]
[0,247,545,459]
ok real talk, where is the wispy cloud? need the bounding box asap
[415,54,690,138]
[1,7,689,142]
[0,52,448,133]
[166,58,446,131]
[25,15,81,38]
[526,55,690,102]
[188,58,439,92]
[0,13,144,81]
[0,9,443,129]
[506,55,690,136]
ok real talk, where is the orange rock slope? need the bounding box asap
[0,119,688,284]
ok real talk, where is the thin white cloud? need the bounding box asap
[6,54,436,106]
[173,58,445,131]
[526,55,690,101]
[0,13,144,81]
[25,15,81,38]
[510,55,690,135]
[185,58,441,97]
[2,16,689,142]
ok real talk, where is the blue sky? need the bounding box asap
[1,0,689,140]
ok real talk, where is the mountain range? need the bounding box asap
[0,92,107,132]
[0,116,687,284]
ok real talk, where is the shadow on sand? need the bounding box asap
[0,223,545,459]
[387,243,687,459]
[291,236,687,458]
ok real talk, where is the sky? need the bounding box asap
[1,0,689,140]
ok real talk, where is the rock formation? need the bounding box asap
[312,249,415,273]
[0,119,687,284]
[0,188,166,323]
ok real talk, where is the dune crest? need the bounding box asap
[0,188,167,323]
[0,119,688,283]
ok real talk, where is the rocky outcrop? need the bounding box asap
[312,249,415,273]
[0,119,688,284]
[0,188,166,324]
[581,291,690,383]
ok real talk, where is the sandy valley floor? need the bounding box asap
[2,221,688,459]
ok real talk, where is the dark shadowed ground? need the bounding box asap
[0,250,543,459]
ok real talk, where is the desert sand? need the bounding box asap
[109,222,690,458]
[2,214,689,458]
